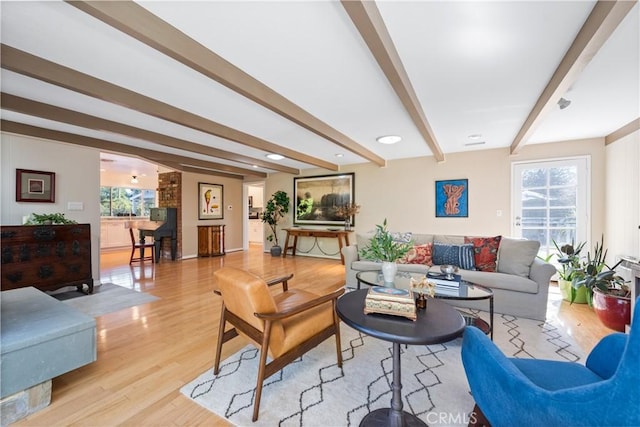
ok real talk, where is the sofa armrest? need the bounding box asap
[342,244,359,266]
[529,257,556,288]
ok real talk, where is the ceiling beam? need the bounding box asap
[0,120,266,179]
[67,0,386,168]
[605,117,640,145]
[510,0,636,154]
[341,0,445,162]
[1,93,299,175]
[145,161,242,180]
[0,44,337,171]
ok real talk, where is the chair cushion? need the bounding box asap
[275,290,335,358]
[511,359,603,391]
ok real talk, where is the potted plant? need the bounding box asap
[571,236,631,331]
[359,219,413,283]
[260,190,290,257]
[552,239,588,303]
[24,212,77,225]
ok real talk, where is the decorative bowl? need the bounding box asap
[440,264,458,279]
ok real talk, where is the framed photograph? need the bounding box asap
[294,173,355,226]
[198,182,224,220]
[16,169,55,203]
[435,179,468,218]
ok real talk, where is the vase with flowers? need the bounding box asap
[335,202,360,231]
[410,276,436,310]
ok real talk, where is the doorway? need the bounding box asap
[244,182,265,250]
[512,157,590,259]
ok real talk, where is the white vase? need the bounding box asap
[381,261,397,283]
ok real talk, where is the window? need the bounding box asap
[100,186,156,217]
[512,157,589,259]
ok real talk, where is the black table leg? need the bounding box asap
[359,342,426,427]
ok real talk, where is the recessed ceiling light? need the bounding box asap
[376,135,402,145]
[335,153,344,158]
[266,154,284,160]
[468,134,482,140]
[465,141,486,147]
[252,165,259,168]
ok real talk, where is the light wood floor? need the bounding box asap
[14,245,612,426]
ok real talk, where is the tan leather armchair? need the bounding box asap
[213,267,344,421]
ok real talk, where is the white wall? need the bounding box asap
[605,130,640,263]
[1,133,102,284]
[180,172,244,258]
[264,138,608,260]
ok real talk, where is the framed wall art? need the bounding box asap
[293,173,355,226]
[435,179,468,218]
[198,182,223,220]
[16,169,56,203]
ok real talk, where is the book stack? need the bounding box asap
[427,272,461,289]
[364,286,417,321]
[427,273,462,297]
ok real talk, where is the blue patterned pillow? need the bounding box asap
[432,243,476,270]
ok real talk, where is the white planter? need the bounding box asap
[381,261,398,283]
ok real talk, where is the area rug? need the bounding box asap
[181,310,584,427]
[60,283,159,317]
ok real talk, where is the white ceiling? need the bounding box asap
[1,1,638,178]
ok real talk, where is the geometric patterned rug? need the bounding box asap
[181,309,584,427]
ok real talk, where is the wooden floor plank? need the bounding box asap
[12,244,611,425]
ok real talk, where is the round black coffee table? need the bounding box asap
[337,289,465,427]
[356,270,494,339]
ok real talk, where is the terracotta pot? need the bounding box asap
[592,288,631,332]
[558,279,588,304]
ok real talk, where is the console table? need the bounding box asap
[282,228,351,264]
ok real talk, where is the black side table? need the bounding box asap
[337,290,465,427]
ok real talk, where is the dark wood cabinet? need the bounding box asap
[198,225,225,257]
[1,224,94,293]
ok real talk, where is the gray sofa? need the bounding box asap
[342,233,556,321]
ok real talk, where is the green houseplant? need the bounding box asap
[260,190,290,257]
[359,219,413,283]
[552,239,588,303]
[571,236,630,331]
[24,213,77,225]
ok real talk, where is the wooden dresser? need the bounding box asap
[1,224,94,293]
[197,225,225,257]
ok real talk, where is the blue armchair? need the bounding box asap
[461,298,639,427]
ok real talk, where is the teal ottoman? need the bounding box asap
[1,287,96,420]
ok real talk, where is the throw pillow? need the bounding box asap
[432,242,476,270]
[399,243,433,265]
[497,238,540,278]
[390,231,413,244]
[464,235,502,272]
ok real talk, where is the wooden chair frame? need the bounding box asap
[214,274,344,421]
[128,227,155,264]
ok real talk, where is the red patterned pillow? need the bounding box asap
[464,236,502,272]
[400,243,433,265]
